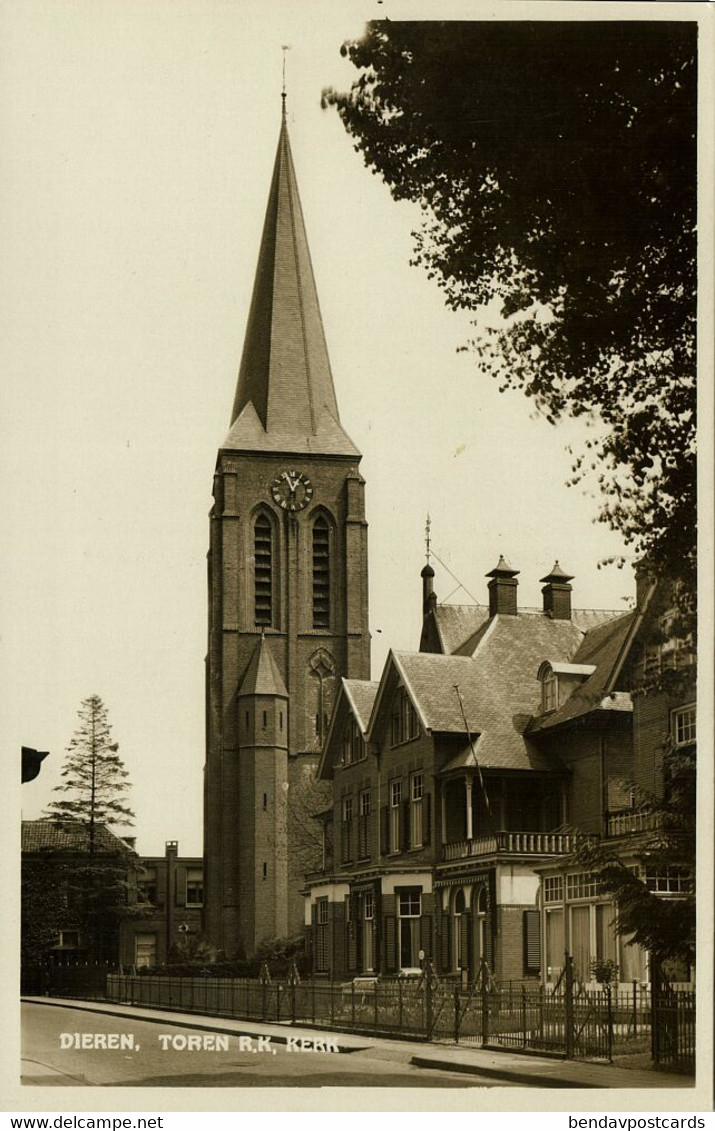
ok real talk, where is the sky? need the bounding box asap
[3,2,646,858]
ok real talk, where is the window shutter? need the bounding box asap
[420,914,432,958]
[381,806,389,857]
[307,903,316,965]
[523,909,541,975]
[423,793,431,846]
[459,912,470,970]
[384,914,397,973]
[402,799,410,851]
[440,912,451,972]
[373,884,382,972]
[347,896,357,971]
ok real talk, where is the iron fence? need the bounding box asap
[48,956,693,1072]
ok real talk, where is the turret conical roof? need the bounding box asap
[224,106,359,458]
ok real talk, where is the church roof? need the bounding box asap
[223,107,359,458]
[238,635,288,698]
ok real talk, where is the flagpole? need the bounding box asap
[453,684,491,816]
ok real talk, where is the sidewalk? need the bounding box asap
[23,996,693,1090]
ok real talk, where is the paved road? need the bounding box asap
[22,1002,509,1088]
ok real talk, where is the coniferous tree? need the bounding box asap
[41,695,137,960]
[47,694,134,855]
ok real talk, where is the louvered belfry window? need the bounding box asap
[312,516,330,628]
[254,514,273,626]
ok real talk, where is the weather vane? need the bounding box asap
[425,513,432,564]
[281,45,291,101]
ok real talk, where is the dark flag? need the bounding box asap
[21,746,49,783]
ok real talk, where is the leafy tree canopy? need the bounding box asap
[324,22,696,606]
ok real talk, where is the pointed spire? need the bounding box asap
[224,107,359,457]
[238,635,289,699]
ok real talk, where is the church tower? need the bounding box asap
[204,102,370,958]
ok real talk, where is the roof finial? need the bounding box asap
[425,513,432,564]
[281,45,291,114]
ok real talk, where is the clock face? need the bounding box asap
[270,469,314,512]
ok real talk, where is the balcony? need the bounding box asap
[442,830,573,862]
[606,809,660,838]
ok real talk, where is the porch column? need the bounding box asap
[441,787,447,845]
[464,774,473,841]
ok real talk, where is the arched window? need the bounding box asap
[312,515,330,628]
[254,514,273,626]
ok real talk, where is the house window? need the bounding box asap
[57,930,80,950]
[645,867,692,894]
[312,516,330,628]
[543,876,563,904]
[139,866,158,905]
[342,716,365,766]
[566,872,599,901]
[410,772,423,848]
[254,514,273,627]
[342,796,354,863]
[398,890,421,969]
[390,690,419,747]
[315,898,329,972]
[389,779,402,853]
[135,932,157,968]
[672,705,696,747]
[542,668,557,713]
[358,790,371,859]
[185,868,203,907]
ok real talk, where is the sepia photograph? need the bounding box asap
[4,0,713,1115]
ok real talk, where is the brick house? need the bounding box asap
[304,559,642,984]
[21,819,139,968]
[127,842,204,969]
[535,571,696,987]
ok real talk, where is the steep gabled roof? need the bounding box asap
[371,610,603,772]
[22,819,134,856]
[528,611,635,733]
[318,677,379,781]
[223,108,359,458]
[428,604,491,655]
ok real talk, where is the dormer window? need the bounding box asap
[538,660,596,714]
[542,666,557,713]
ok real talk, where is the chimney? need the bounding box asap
[540,562,574,620]
[634,557,656,611]
[486,556,519,616]
[421,562,436,615]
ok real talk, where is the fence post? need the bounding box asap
[606,983,613,1063]
[351,980,356,1027]
[288,961,299,1025]
[373,979,378,1032]
[398,977,404,1031]
[521,984,527,1048]
[480,961,490,1047]
[632,979,638,1038]
[564,953,575,1059]
[259,962,270,1022]
[651,959,661,1066]
[425,959,434,1040]
[454,985,461,1044]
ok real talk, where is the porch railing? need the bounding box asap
[606,810,660,838]
[443,830,573,862]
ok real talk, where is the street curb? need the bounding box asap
[410,1055,598,1088]
[21,998,368,1055]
